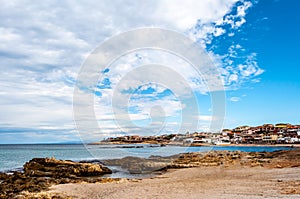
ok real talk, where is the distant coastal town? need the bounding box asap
[98,123,300,146]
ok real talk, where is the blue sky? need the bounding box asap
[224,0,300,127]
[0,0,299,143]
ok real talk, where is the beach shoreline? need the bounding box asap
[2,148,300,198]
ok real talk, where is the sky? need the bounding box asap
[0,0,299,143]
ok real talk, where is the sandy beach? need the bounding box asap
[47,166,300,199]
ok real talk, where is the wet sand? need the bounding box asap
[48,166,300,199]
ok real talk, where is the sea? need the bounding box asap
[0,144,293,178]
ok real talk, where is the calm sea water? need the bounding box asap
[0,144,293,175]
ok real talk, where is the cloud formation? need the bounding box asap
[0,0,263,143]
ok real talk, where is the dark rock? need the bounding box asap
[103,156,175,174]
[79,159,105,165]
[0,172,8,180]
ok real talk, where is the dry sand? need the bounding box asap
[47,166,300,199]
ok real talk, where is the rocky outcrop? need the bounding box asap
[103,149,300,174]
[24,157,111,178]
[0,157,113,199]
[172,151,242,167]
[103,151,244,173]
[103,155,179,174]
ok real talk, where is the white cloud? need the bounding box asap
[198,115,216,121]
[156,0,239,30]
[0,69,75,129]
[214,27,226,37]
[230,97,241,102]
[238,53,264,77]
[188,0,253,46]
[237,1,253,17]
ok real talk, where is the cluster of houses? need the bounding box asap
[102,123,300,145]
[217,123,300,145]
[183,123,300,145]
